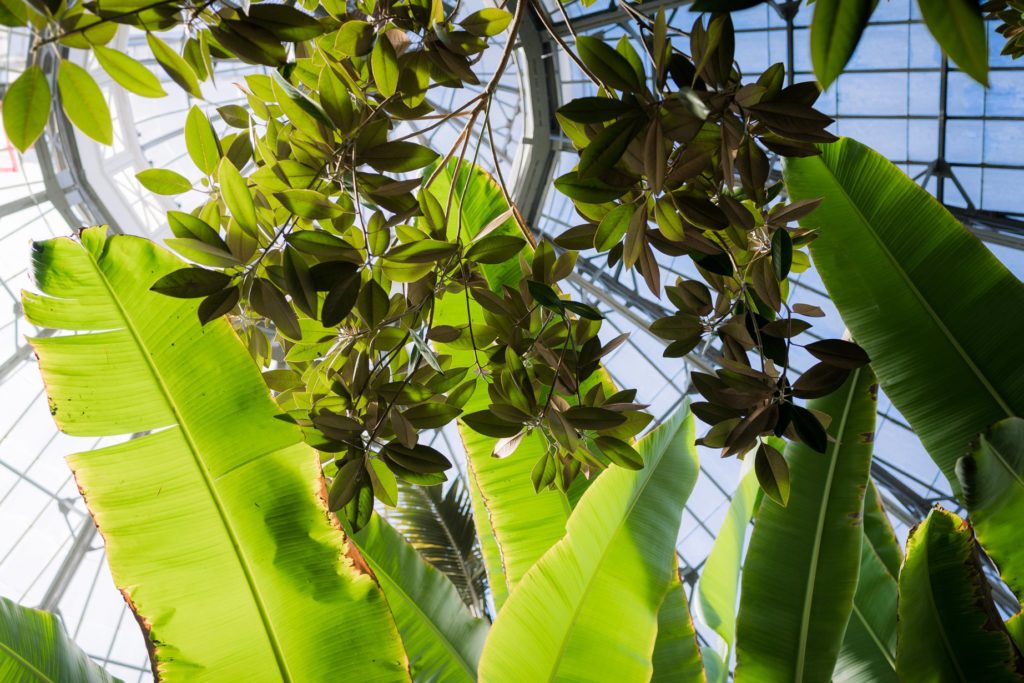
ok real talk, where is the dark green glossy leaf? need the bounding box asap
[754,441,789,506]
[321,272,358,325]
[593,435,643,469]
[197,285,240,325]
[554,172,627,204]
[918,0,988,86]
[251,279,301,340]
[276,190,344,219]
[465,235,526,264]
[557,97,638,124]
[771,228,792,281]
[576,35,643,92]
[810,0,876,89]
[462,410,522,438]
[151,267,231,298]
[578,118,639,180]
[361,141,439,173]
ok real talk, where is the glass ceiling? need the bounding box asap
[2,0,1024,675]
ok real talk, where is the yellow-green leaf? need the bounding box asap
[185,105,222,175]
[371,36,399,98]
[147,32,202,98]
[136,168,192,195]
[1,65,50,152]
[219,158,257,235]
[93,45,166,98]
[57,61,112,145]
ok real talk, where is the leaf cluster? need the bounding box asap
[553,12,867,475]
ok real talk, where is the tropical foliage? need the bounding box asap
[2,0,1024,681]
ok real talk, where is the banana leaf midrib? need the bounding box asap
[81,245,293,680]
[794,366,862,683]
[358,551,477,679]
[917,530,970,683]
[980,437,1024,493]
[0,638,55,683]
[541,434,676,682]
[807,158,1014,423]
[849,600,896,670]
[405,483,483,610]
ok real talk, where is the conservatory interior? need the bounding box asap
[1,0,1024,680]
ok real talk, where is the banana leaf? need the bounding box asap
[386,478,488,616]
[652,569,705,683]
[735,367,877,683]
[1009,612,1024,651]
[833,479,902,681]
[957,417,1024,598]
[0,596,119,682]
[783,137,1024,494]
[834,539,898,682]
[23,228,409,681]
[695,458,759,682]
[896,507,1024,682]
[861,479,902,578]
[477,407,700,682]
[352,514,489,683]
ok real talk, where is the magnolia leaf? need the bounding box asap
[219,159,257,235]
[93,45,166,98]
[362,141,439,173]
[136,168,191,195]
[276,189,343,219]
[184,105,222,175]
[57,61,112,145]
[150,267,231,298]
[372,35,399,97]
[459,8,512,36]
[576,35,643,92]
[2,65,50,152]
[147,32,202,98]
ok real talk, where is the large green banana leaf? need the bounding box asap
[896,507,1024,682]
[386,478,487,616]
[476,407,700,682]
[861,479,902,578]
[834,539,898,682]
[695,459,759,683]
[957,417,1024,598]
[23,228,409,681]
[1009,612,1024,651]
[651,570,705,683]
[352,514,489,682]
[0,596,119,682]
[834,479,902,682]
[783,137,1024,493]
[734,367,877,683]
